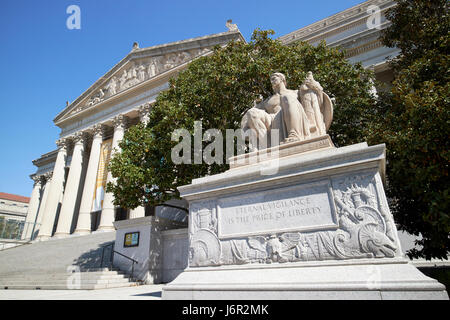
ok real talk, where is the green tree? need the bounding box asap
[367,0,449,259]
[107,30,375,213]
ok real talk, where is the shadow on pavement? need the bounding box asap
[132,291,162,297]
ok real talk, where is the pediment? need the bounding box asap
[64,47,211,118]
[54,30,244,124]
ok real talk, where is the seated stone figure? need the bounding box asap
[241,72,333,151]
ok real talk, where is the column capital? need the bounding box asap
[55,137,69,149]
[91,123,105,137]
[30,174,43,186]
[83,123,104,137]
[112,114,128,129]
[43,171,53,182]
[70,131,88,145]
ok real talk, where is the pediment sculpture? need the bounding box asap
[241,72,333,151]
[70,48,212,116]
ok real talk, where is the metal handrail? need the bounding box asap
[100,242,139,281]
[100,243,114,267]
[113,250,139,264]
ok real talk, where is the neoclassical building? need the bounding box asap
[24,0,399,242]
[24,26,244,241]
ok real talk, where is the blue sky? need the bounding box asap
[0,0,363,197]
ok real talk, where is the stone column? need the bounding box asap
[97,115,127,231]
[54,132,87,238]
[33,172,52,238]
[74,124,104,235]
[22,175,43,239]
[37,139,68,240]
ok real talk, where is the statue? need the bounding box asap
[119,70,127,90]
[226,19,239,32]
[91,89,104,105]
[147,59,157,78]
[299,71,332,136]
[164,53,177,70]
[127,64,137,80]
[137,65,146,82]
[241,72,333,151]
[106,77,117,96]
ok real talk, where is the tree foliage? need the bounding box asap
[107,30,375,213]
[367,0,449,259]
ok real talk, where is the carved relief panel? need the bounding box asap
[187,170,401,268]
[188,200,220,267]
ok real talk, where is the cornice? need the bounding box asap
[58,81,167,138]
[326,21,389,48]
[279,0,395,45]
[32,149,58,166]
[344,39,384,58]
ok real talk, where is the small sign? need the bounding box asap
[124,232,140,247]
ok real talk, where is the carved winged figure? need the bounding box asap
[241,72,333,151]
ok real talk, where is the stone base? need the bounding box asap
[73,229,91,236]
[162,258,448,300]
[93,227,115,233]
[170,142,448,300]
[53,232,70,239]
[228,135,334,169]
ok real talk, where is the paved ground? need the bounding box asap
[0,284,164,300]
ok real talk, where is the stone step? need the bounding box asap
[0,274,132,282]
[1,274,130,281]
[78,267,122,272]
[0,271,128,279]
[0,278,133,286]
[0,231,143,290]
[0,281,140,290]
[0,232,117,277]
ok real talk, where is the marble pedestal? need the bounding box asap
[162,141,448,300]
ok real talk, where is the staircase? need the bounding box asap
[0,232,142,290]
[0,268,140,290]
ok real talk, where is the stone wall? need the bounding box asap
[113,216,187,284]
[162,228,188,283]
